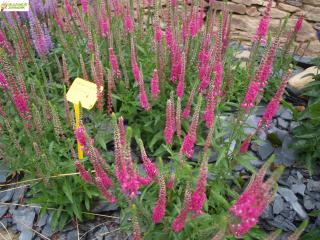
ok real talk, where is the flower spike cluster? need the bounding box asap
[164,97,175,145]
[229,160,284,237]
[181,95,202,158]
[152,174,167,223]
[172,185,192,232]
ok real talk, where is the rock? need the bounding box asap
[231,0,264,6]
[261,204,273,219]
[268,215,297,231]
[292,201,308,219]
[257,141,274,161]
[303,0,320,6]
[250,159,264,168]
[209,151,218,163]
[246,6,260,17]
[280,109,293,121]
[289,66,319,90]
[255,105,266,116]
[231,15,260,36]
[275,135,297,167]
[303,195,315,210]
[214,2,247,15]
[307,180,320,192]
[0,168,9,183]
[303,5,320,22]
[278,118,289,130]
[278,187,298,203]
[12,186,26,203]
[286,0,303,7]
[12,208,35,240]
[291,184,306,196]
[234,50,250,60]
[244,115,260,135]
[36,213,48,228]
[273,195,284,214]
[41,224,53,238]
[258,7,288,18]
[278,3,301,12]
[228,140,236,155]
[0,189,15,202]
[19,230,33,240]
[67,230,78,240]
[296,171,304,183]
[290,121,299,131]
[94,225,109,240]
[91,200,119,213]
[0,205,8,218]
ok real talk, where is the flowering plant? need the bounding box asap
[0,0,307,238]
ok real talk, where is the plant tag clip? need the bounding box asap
[66,78,102,160]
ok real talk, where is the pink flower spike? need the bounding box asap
[138,139,158,180]
[181,96,202,158]
[240,134,253,154]
[164,98,175,145]
[139,83,151,111]
[81,0,88,13]
[109,48,121,78]
[75,160,93,184]
[167,173,175,190]
[151,69,160,99]
[74,127,87,147]
[95,177,117,203]
[294,15,304,33]
[124,10,134,33]
[64,0,73,17]
[191,154,208,216]
[0,72,8,90]
[172,186,192,232]
[152,174,166,223]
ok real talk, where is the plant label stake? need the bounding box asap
[66,78,102,160]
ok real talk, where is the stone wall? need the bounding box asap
[210,0,320,57]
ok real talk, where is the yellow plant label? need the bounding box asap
[66,78,101,110]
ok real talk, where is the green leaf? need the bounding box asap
[62,181,74,204]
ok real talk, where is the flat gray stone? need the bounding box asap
[257,141,274,161]
[94,225,109,240]
[91,200,119,213]
[290,121,299,131]
[276,105,286,117]
[41,223,53,237]
[291,201,308,219]
[304,195,316,210]
[12,186,27,203]
[36,213,48,228]
[67,230,78,240]
[278,187,298,203]
[268,215,296,231]
[12,208,35,232]
[273,195,284,215]
[307,180,320,192]
[280,109,293,120]
[250,159,264,168]
[255,105,266,116]
[244,115,260,135]
[278,118,289,130]
[0,205,8,218]
[0,189,15,202]
[261,204,273,219]
[19,230,33,240]
[0,169,9,183]
[291,184,306,196]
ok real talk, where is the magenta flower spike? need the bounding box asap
[138,139,158,180]
[229,164,282,238]
[294,15,304,33]
[252,0,272,43]
[239,133,253,154]
[191,154,208,216]
[257,70,292,130]
[109,48,121,78]
[0,72,9,90]
[81,0,88,13]
[75,160,93,184]
[64,0,73,17]
[181,95,202,158]
[139,80,151,111]
[152,174,166,223]
[164,98,175,145]
[95,177,117,203]
[151,69,160,99]
[124,9,134,33]
[172,186,192,232]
